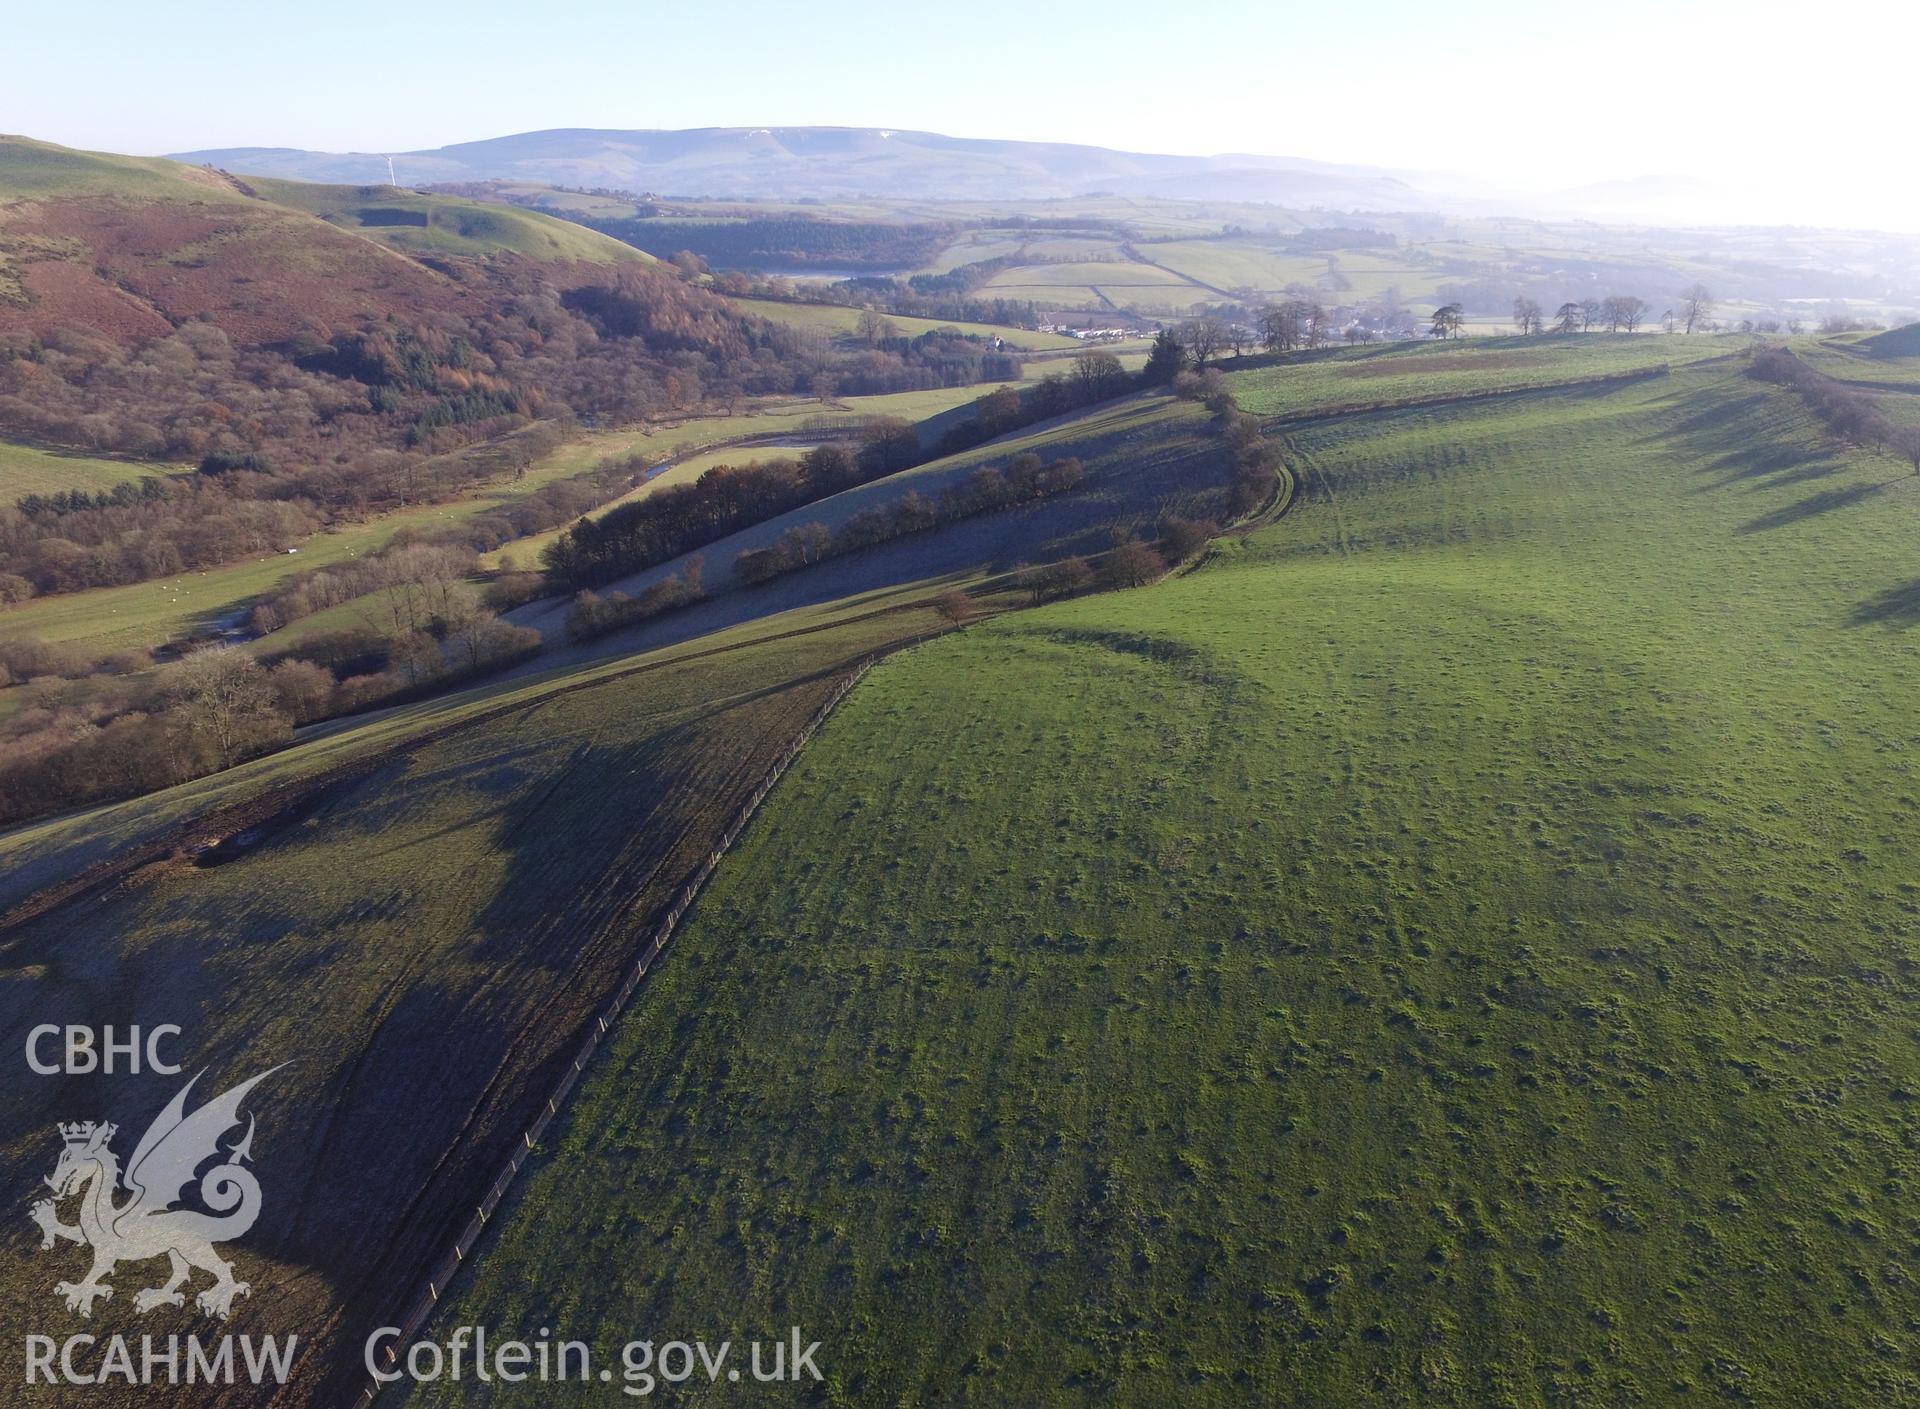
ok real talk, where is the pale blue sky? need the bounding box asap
[9,0,1916,227]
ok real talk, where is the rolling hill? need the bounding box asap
[0,135,644,349]
[411,349,1920,1407]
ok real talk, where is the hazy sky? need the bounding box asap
[10,0,1917,228]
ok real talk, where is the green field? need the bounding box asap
[1226,333,1742,419]
[410,352,1920,1406]
[0,440,181,499]
[730,296,1084,349]
[982,259,1213,313]
[1139,239,1329,292]
[0,135,257,201]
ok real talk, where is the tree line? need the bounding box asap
[1508,286,1713,336]
[1749,346,1920,472]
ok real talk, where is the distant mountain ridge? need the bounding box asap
[171,126,1429,208]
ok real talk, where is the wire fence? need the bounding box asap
[346,634,936,1406]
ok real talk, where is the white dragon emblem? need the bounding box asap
[28,1068,279,1320]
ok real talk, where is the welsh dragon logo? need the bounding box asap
[29,1068,279,1320]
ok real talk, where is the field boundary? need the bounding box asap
[348,640,914,1406]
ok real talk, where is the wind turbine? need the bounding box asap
[384,155,397,187]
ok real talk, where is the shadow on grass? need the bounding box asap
[1849,580,1920,627]
[1687,443,1837,494]
[1736,479,1895,534]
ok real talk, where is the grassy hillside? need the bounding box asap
[1225,332,1739,419]
[0,363,1234,1402]
[413,358,1920,1406]
[508,391,1232,647]
[0,136,646,348]
[1859,323,1920,359]
[246,176,646,263]
[0,135,254,201]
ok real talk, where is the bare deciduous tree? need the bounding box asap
[1608,295,1649,332]
[1679,284,1715,334]
[1101,539,1167,589]
[1892,426,1920,476]
[933,589,976,625]
[169,645,286,769]
[1071,349,1128,402]
[1512,298,1544,335]
[1183,317,1228,367]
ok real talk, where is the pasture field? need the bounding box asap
[728,296,1084,348]
[0,439,181,498]
[981,258,1220,312]
[1138,238,1329,291]
[1226,332,1743,419]
[412,356,1920,1406]
[1798,335,1920,391]
[1328,255,1452,304]
[917,231,1126,274]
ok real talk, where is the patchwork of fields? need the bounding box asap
[731,296,1085,349]
[409,354,1920,1405]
